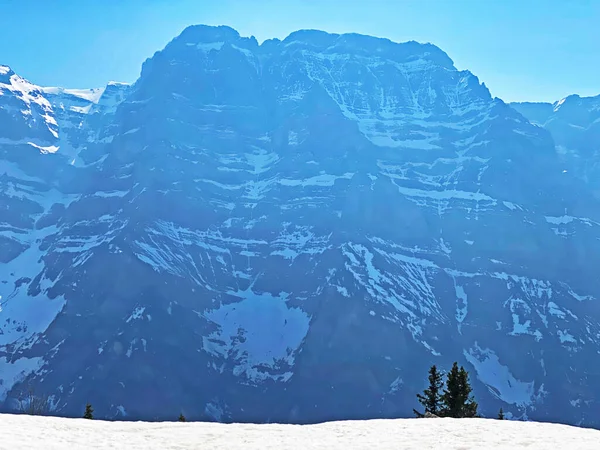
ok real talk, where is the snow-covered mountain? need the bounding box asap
[511,95,600,187]
[1,25,600,425]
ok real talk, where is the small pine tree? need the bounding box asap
[83,403,94,420]
[178,413,186,422]
[498,407,505,420]
[441,362,478,418]
[414,364,444,417]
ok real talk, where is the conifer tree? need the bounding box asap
[178,413,186,422]
[441,362,478,418]
[498,408,505,420]
[83,403,94,420]
[414,364,444,417]
[458,366,478,417]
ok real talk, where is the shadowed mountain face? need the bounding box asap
[1,26,600,425]
[512,95,600,191]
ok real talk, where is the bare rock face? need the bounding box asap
[1,25,600,426]
[512,95,600,189]
[424,412,440,418]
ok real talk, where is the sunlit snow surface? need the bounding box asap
[1,415,599,449]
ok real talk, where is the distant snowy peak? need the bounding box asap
[512,94,600,127]
[107,81,130,87]
[553,94,600,112]
[548,94,600,131]
[42,82,130,115]
[41,86,105,104]
[511,92,600,188]
[0,68,52,109]
[0,66,58,142]
[91,81,130,116]
[1,65,129,113]
[0,65,130,158]
[0,64,14,79]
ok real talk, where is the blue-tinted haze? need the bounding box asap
[0,0,599,102]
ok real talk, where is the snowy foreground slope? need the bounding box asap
[1,415,599,450]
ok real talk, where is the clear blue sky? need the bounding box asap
[1,0,598,103]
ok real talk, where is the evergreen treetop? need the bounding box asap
[414,364,444,417]
[83,403,94,420]
[441,362,478,418]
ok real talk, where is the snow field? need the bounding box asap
[1,415,599,449]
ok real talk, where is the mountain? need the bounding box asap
[511,95,600,188]
[1,25,600,425]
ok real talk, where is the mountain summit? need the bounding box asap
[1,25,600,425]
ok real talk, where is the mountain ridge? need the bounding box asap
[511,93,600,190]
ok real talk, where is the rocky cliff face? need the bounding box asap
[512,95,600,190]
[1,26,599,425]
